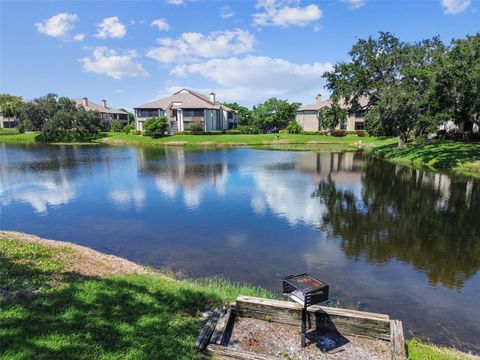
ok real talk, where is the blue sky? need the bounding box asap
[0,0,479,110]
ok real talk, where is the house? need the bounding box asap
[134,89,238,133]
[0,111,19,128]
[75,98,129,123]
[296,94,368,131]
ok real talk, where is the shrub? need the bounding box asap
[224,129,241,135]
[175,130,191,135]
[188,121,205,134]
[279,129,288,134]
[143,116,168,138]
[330,129,347,137]
[123,124,135,134]
[130,130,141,135]
[356,130,366,137]
[286,120,302,134]
[110,120,124,132]
[237,125,259,134]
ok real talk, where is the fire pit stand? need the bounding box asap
[282,273,329,348]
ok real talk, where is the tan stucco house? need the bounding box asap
[134,89,238,133]
[75,98,129,123]
[296,94,368,131]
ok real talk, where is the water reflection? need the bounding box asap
[137,147,228,208]
[313,158,480,290]
[0,145,77,214]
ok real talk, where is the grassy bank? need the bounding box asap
[0,130,396,151]
[0,131,37,143]
[98,132,395,149]
[0,232,476,359]
[370,141,480,178]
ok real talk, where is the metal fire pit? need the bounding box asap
[282,273,329,348]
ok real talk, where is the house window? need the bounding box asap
[183,109,205,124]
[136,109,160,118]
[355,122,365,130]
[354,111,365,118]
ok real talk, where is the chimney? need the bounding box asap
[210,92,216,103]
[316,94,322,105]
[101,99,107,108]
[82,97,88,107]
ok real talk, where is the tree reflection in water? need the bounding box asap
[313,158,480,290]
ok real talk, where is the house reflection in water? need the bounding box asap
[136,147,228,208]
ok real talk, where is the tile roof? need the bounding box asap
[297,96,369,112]
[135,89,235,112]
[74,99,128,115]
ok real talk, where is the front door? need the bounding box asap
[171,109,177,120]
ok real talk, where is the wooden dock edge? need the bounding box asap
[391,319,407,360]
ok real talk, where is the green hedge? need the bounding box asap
[175,129,243,135]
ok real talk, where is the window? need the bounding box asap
[355,122,365,130]
[183,109,204,118]
[354,111,365,118]
[136,109,160,118]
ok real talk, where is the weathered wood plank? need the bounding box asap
[235,296,391,340]
[236,296,390,320]
[206,344,275,360]
[390,319,407,360]
[195,308,221,350]
[211,308,232,345]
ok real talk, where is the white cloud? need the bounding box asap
[73,33,85,41]
[95,16,126,38]
[441,0,471,14]
[35,13,78,38]
[168,0,183,4]
[108,187,145,211]
[253,0,322,27]
[170,55,333,104]
[220,6,235,19]
[343,0,366,9]
[146,29,254,64]
[151,18,170,31]
[80,47,149,79]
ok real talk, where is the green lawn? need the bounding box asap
[0,131,37,143]
[99,132,394,148]
[1,234,476,360]
[370,141,480,178]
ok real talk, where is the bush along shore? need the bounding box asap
[0,231,477,360]
[369,141,480,179]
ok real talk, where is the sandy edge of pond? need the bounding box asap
[0,231,152,277]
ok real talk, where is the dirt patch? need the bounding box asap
[164,141,187,146]
[0,231,150,277]
[265,139,289,145]
[198,142,217,147]
[217,142,249,147]
[307,140,335,145]
[228,317,390,360]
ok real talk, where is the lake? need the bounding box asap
[1,144,479,353]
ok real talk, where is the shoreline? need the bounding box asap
[0,230,478,359]
[1,131,480,178]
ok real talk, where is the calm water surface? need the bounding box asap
[1,144,479,353]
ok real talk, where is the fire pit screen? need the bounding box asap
[282,273,329,348]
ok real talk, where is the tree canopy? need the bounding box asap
[17,93,102,142]
[324,32,480,145]
[251,98,300,132]
[0,94,23,117]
